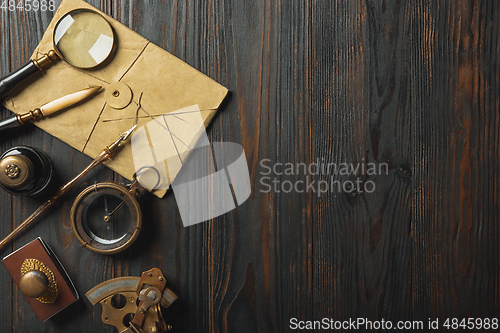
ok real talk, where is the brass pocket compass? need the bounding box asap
[70,172,152,255]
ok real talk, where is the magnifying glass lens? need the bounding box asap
[54,9,114,69]
[0,8,116,100]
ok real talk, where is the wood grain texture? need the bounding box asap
[310,0,413,325]
[0,0,499,332]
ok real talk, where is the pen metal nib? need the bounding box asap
[121,125,137,142]
[106,125,137,153]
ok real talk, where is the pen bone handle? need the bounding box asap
[0,61,40,101]
[0,114,22,135]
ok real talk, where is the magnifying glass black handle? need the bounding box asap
[0,114,23,135]
[0,61,40,101]
[0,51,59,101]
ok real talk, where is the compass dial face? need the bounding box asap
[71,183,142,254]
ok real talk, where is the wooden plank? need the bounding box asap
[310,0,414,325]
[0,5,15,333]
[411,0,500,323]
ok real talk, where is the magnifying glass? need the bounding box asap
[0,9,115,100]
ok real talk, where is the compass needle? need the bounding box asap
[109,202,125,217]
[104,196,110,223]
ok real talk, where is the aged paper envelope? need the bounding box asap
[3,0,228,198]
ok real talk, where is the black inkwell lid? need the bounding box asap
[0,154,35,189]
[0,146,54,197]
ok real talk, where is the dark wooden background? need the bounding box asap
[1,0,500,332]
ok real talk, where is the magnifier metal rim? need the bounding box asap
[70,182,142,255]
[52,8,115,69]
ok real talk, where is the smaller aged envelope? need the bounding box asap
[3,0,228,198]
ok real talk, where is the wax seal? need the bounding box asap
[20,258,58,303]
[20,270,49,298]
[105,82,133,109]
[2,238,79,322]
